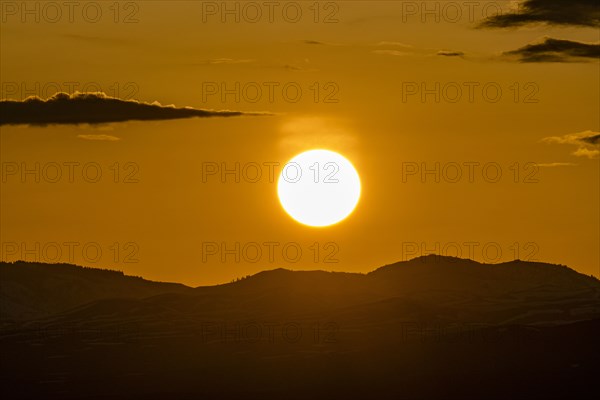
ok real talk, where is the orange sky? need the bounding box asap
[1,1,598,285]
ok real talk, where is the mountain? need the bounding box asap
[2,256,599,325]
[0,261,193,321]
[1,256,599,399]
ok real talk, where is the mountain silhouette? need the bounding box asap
[0,261,193,321]
[3,256,597,324]
[1,256,599,399]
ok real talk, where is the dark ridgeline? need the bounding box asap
[1,256,599,399]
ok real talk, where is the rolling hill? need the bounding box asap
[1,256,599,399]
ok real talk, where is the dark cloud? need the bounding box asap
[374,43,466,58]
[481,0,599,28]
[301,40,343,46]
[503,38,599,62]
[437,50,465,57]
[304,40,324,45]
[0,92,270,126]
[580,134,600,145]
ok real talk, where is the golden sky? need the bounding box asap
[1,1,598,285]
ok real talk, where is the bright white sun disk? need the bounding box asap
[277,149,361,227]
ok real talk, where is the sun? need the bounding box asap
[277,149,361,227]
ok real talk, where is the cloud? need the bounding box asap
[183,58,255,67]
[579,134,600,145]
[503,38,599,62]
[77,134,121,141]
[542,130,600,159]
[0,92,271,126]
[374,46,466,58]
[480,0,600,28]
[268,63,318,72]
[281,64,318,72]
[536,162,576,167]
[374,41,465,58]
[301,40,344,47]
[572,147,600,158]
[376,41,413,48]
[203,58,254,65]
[373,49,414,57]
[437,50,465,57]
[542,130,600,146]
[303,40,326,45]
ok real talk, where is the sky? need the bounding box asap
[1,1,599,285]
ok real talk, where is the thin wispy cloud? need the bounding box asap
[203,58,255,65]
[536,162,577,167]
[542,130,600,159]
[373,49,414,57]
[376,41,412,48]
[301,40,345,47]
[77,134,121,141]
[572,147,600,158]
[374,44,466,58]
[304,40,326,45]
